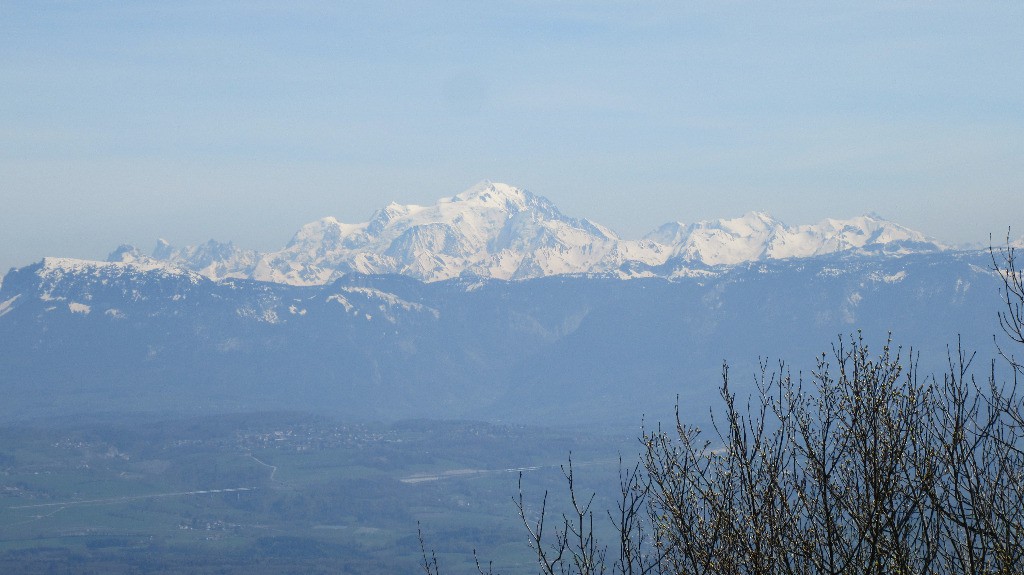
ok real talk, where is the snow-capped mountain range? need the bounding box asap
[0,180,1001,425]
[109,181,946,285]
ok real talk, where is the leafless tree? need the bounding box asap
[992,231,1024,373]
[640,336,1021,575]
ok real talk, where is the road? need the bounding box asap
[399,459,618,484]
[8,487,257,510]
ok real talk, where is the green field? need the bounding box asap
[0,413,636,574]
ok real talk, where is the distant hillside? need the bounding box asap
[0,250,1003,428]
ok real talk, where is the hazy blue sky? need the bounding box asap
[2,1,1021,272]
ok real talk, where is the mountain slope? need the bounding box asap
[0,250,1000,428]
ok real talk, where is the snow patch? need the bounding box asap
[868,270,907,283]
[68,302,91,315]
[326,294,354,313]
[341,287,440,319]
[668,268,721,280]
[0,295,21,318]
[235,306,281,324]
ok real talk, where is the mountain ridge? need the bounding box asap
[103,181,946,285]
[0,248,1002,427]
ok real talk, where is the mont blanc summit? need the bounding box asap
[248,181,625,283]
[115,181,945,284]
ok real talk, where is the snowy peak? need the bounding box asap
[143,238,259,281]
[233,181,627,284]
[119,182,947,284]
[646,211,777,244]
[644,212,944,267]
[450,180,531,211]
[664,211,785,265]
[773,214,940,259]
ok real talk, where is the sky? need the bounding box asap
[1,1,1022,273]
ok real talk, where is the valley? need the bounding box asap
[0,413,634,574]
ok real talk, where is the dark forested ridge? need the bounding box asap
[0,250,1004,429]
